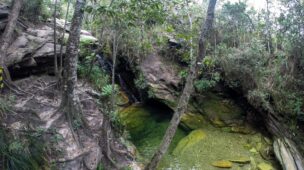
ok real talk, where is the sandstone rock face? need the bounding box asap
[1,11,97,73]
[140,53,181,107]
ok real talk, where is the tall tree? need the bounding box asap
[265,0,273,54]
[145,0,217,169]
[59,0,72,77]
[61,0,86,145]
[53,0,58,76]
[0,0,23,83]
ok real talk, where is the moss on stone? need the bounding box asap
[116,91,130,106]
[202,94,244,127]
[211,160,233,168]
[118,105,154,137]
[173,129,206,154]
[257,162,274,170]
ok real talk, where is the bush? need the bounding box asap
[0,128,49,170]
[21,0,52,22]
[215,38,304,125]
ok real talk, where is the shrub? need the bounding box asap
[21,0,52,22]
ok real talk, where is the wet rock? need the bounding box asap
[229,157,251,164]
[118,104,153,136]
[257,162,274,170]
[140,53,181,106]
[211,160,233,168]
[173,129,206,154]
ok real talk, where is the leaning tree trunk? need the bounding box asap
[61,0,86,146]
[144,0,217,169]
[0,0,23,83]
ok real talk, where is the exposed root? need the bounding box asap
[54,147,92,163]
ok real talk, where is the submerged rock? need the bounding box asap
[257,162,274,170]
[173,129,206,154]
[229,157,251,164]
[211,160,233,168]
[118,105,153,136]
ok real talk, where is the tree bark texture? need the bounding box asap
[144,0,217,169]
[61,0,86,122]
[0,0,23,82]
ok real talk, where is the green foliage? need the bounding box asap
[135,73,147,90]
[96,163,105,170]
[179,69,188,79]
[148,89,156,98]
[101,84,119,97]
[78,57,110,91]
[21,0,52,22]
[195,72,220,92]
[0,128,50,170]
[0,95,15,118]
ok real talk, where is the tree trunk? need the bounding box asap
[111,33,117,111]
[266,0,273,55]
[53,0,58,76]
[0,0,23,83]
[144,0,217,169]
[61,0,86,146]
[59,0,71,77]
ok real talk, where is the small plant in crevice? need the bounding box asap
[179,69,188,79]
[96,163,105,170]
[134,73,148,90]
[148,89,156,98]
[101,84,119,97]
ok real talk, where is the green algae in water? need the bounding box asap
[118,104,187,161]
[119,104,279,170]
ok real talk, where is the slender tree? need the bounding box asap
[265,0,273,54]
[61,0,86,146]
[0,0,23,83]
[59,0,72,77]
[53,0,58,76]
[145,0,217,169]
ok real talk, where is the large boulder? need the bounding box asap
[140,53,181,107]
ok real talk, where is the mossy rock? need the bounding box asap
[116,91,130,106]
[80,35,98,45]
[173,129,206,154]
[257,162,274,170]
[118,105,154,136]
[211,160,233,168]
[202,94,244,127]
[63,33,97,45]
[230,125,255,134]
[180,112,206,130]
